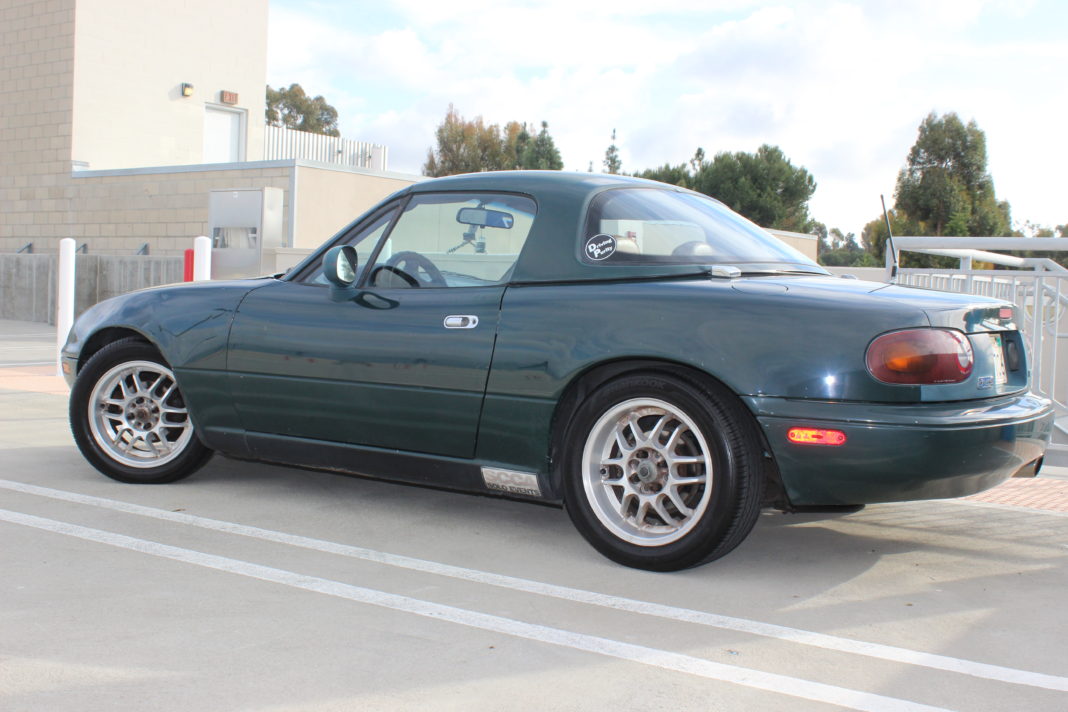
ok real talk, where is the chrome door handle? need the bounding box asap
[443,315,479,329]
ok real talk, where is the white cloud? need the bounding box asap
[269,0,1068,235]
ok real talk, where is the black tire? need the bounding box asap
[69,338,213,484]
[562,373,764,571]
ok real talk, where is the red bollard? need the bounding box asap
[183,249,194,282]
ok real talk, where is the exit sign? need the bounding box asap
[220,91,239,105]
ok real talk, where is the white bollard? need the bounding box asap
[193,235,212,281]
[56,238,76,377]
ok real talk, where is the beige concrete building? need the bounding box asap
[0,0,418,262]
[70,0,268,171]
[0,0,814,269]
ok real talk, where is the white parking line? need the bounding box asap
[3,478,1066,693]
[0,508,952,712]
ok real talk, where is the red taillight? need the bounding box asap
[866,329,973,384]
[787,427,847,446]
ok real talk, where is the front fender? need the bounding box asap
[63,279,270,456]
[64,279,267,371]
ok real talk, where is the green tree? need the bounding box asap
[502,121,531,170]
[603,129,621,174]
[862,112,1013,268]
[635,163,690,188]
[424,105,508,176]
[861,209,915,264]
[692,144,817,231]
[818,227,880,267]
[266,83,340,136]
[894,112,1011,237]
[423,108,561,176]
[518,120,564,170]
[634,145,816,231]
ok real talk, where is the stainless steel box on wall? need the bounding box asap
[208,187,284,279]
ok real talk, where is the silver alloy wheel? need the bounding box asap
[87,360,193,469]
[580,397,714,546]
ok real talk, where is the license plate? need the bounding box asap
[990,334,1008,384]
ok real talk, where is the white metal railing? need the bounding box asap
[887,237,1068,453]
[264,125,388,171]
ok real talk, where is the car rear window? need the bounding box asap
[582,188,817,267]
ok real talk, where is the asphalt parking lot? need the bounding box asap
[2,319,1067,712]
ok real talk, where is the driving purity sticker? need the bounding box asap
[585,234,617,260]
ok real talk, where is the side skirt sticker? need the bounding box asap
[481,467,542,497]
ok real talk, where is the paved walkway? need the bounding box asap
[2,318,1066,512]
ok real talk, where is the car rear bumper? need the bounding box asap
[745,392,1055,506]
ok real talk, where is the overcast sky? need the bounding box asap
[267,0,1068,238]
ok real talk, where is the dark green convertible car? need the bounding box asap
[63,171,1053,570]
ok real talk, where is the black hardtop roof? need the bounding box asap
[407,170,680,196]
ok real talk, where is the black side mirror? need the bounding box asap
[323,245,358,288]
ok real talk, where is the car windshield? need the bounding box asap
[582,188,824,273]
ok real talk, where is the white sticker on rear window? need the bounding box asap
[585,234,617,261]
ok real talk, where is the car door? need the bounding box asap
[226,191,537,460]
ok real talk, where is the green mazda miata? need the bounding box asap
[63,171,1053,570]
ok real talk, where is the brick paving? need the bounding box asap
[963,472,1068,513]
[0,364,70,396]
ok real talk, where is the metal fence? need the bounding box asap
[0,253,184,324]
[888,237,1068,453]
[264,125,388,171]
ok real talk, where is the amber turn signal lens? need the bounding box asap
[787,427,847,446]
[866,329,973,385]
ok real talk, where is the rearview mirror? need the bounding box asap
[322,245,358,287]
[456,207,514,229]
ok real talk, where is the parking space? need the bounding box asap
[2,320,1067,711]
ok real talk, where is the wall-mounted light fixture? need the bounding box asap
[180,83,194,97]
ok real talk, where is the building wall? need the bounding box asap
[71,0,267,170]
[292,164,420,248]
[765,229,818,262]
[0,0,78,254]
[68,161,294,254]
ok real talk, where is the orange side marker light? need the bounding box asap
[787,427,847,446]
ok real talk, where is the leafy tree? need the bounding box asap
[424,105,505,176]
[502,121,531,170]
[603,129,621,174]
[861,112,1014,268]
[692,144,817,232]
[895,112,1010,237]
[859,209,956,269]
[518,120,564,170]
[635,163,690,188]
[423,108,561,176]
[266,84,340,136]
[819,227,879,267]
[635,146,816,232]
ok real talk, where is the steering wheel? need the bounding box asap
[384,251,447,288]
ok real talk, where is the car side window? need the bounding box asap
[294,207,399,285]
[366,192,536,289]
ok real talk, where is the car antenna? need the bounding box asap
[881,194,899,284]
